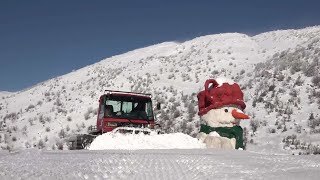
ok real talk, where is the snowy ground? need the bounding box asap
[0,149,320,180]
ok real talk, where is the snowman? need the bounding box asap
[197,78,249,149]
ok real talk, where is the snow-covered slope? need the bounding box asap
[0,91,11,101]
[0,26,320,154]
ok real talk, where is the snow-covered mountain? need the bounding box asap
[0,26,320,154]
[0,91,11,98]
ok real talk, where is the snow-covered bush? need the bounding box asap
[58,129,66,138]
[25,104,35,112]
[250,119,259,133]
[84,107,94,120]
[38,139,45,149]
[312,75,320,87]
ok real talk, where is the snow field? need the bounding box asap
[0,149,320,180]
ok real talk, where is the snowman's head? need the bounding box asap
[198,78,246,116]
[201,106,249,127]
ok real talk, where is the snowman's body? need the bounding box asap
[197,79,249,149]
[197,131,236,149]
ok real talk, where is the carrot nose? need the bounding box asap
[232,109,249,119]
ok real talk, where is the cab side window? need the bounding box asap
[98,101,105,119]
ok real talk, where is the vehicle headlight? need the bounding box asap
[147,124,155,129]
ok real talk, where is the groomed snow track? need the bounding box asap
[1,149,320,179]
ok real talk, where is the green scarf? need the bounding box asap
[200,124,244,149]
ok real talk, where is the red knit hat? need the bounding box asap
[197,79,246,116]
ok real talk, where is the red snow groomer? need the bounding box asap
[68,90,160,149]
[197,79,248,149]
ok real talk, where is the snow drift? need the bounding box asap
[89,132,205,150]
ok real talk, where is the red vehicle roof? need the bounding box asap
[104,90,152,99]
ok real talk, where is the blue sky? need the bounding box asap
[1,0,320,92]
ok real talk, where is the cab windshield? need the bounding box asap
[99,94,154,121]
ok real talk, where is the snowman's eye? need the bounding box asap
[224,109,228,113]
